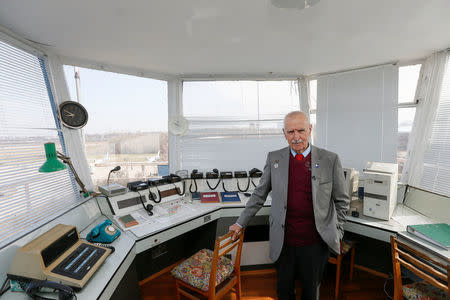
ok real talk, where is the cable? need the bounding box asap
[0,277,10,296]
[383,273,393,299]
[136,190,153,215]
[148,187,161,203]
[175,181,185,195]
[250,178,257,188]
[206,178,221,190]
[222,180,238,193]
[189,179,198,193]
[236,177,250,192]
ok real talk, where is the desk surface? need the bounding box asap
[3,215,136,300]
[346,199,436,233]
[345,199,449,262]
[113,193,272,241]
[3,192,448,299]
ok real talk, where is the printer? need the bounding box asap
[363,162,398,220]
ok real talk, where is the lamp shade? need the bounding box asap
[39,142,67,172]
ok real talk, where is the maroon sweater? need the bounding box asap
[285,153,321,246]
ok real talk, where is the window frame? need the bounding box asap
[0,33,81,249]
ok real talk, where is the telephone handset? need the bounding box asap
[25,280,75,300]
[249,168,262,188]
[86,220,121,244]
[162,173,185,195]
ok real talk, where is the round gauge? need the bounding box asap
[168,115,189,136]
[59,101,88,129]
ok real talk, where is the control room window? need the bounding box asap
[181,80,300,172]
[63,67,168,188]
[0,40,78,247]
[397,64,421,176]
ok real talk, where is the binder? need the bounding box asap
[220,192,241,203]
[201,192,220,203]
[406,223,450,249]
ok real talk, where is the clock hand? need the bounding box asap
[63,109,75,117]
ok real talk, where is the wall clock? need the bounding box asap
[168,115,189,136]
[58,101,89,129]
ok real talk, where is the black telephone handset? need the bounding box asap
[249,168,262,177]
[25,280,75,300]
[163,173,185,195]
[249,168,262,188]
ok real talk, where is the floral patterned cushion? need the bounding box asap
[402,281,448,300]
[171,249,235,291]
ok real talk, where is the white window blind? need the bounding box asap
[0,40,78,247]
[316,65,398,173]
[181,80,300,171]
[421,55,450,196]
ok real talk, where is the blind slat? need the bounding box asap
[420,55,450,197]
[0,39,78,248]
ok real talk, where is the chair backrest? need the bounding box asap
[390,236,449,300]
[208,229,245,297]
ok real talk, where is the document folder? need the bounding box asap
[406,223,450,249]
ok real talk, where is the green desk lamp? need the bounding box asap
[39,142,89,196]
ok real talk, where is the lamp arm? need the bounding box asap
[57,152,88,194]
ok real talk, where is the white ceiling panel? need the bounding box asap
[0,0,449,76]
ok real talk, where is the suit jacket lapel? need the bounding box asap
[311,145,322,206]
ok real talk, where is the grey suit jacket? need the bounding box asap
[236,145,350,261]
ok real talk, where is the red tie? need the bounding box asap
[295,154,304,161]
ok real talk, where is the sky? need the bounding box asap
[63,66,168,134]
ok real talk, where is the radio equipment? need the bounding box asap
[127,180,148,191]
[249,168,262,178]
[234,171,248,178]
[190,169,204,179]
[98,183,128,197]
[220,171,233,179]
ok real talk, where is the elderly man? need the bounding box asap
[229,111,349,300]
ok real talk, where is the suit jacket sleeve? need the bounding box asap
[332,154,350,238]
[236,154,272,228]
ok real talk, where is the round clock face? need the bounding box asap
[168,115,189,136]
[59,101,88,129]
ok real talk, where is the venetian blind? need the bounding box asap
[315,65,398,173]
[0,39,78,247]
[180,80,300,172]
[421,55,450,196]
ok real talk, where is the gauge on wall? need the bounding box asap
[168,115,189,136]
[58,101,89,129]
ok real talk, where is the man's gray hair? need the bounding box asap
[283,111,310,128]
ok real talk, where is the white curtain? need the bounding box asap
[45,54,95,192]
[298,76,310,115]
[401,51,448,186]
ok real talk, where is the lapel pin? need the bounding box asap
[315,163,319,168]
[274,163,279,169]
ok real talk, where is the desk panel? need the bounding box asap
[135,210,221,254]
[344,221,395,242]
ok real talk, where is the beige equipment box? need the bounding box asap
[8,224,111,289]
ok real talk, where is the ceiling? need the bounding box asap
[0,0,449,77]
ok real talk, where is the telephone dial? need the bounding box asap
[86,220,120,244]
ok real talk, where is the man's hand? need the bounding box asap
[229,223,242,241]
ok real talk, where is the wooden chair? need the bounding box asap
[171,229,245,300]
[328,240,356,300]
[390,236,449,300]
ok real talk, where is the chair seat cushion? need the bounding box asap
[171,249,234,291]
[341,240,354,255]
[402,281,448,300]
